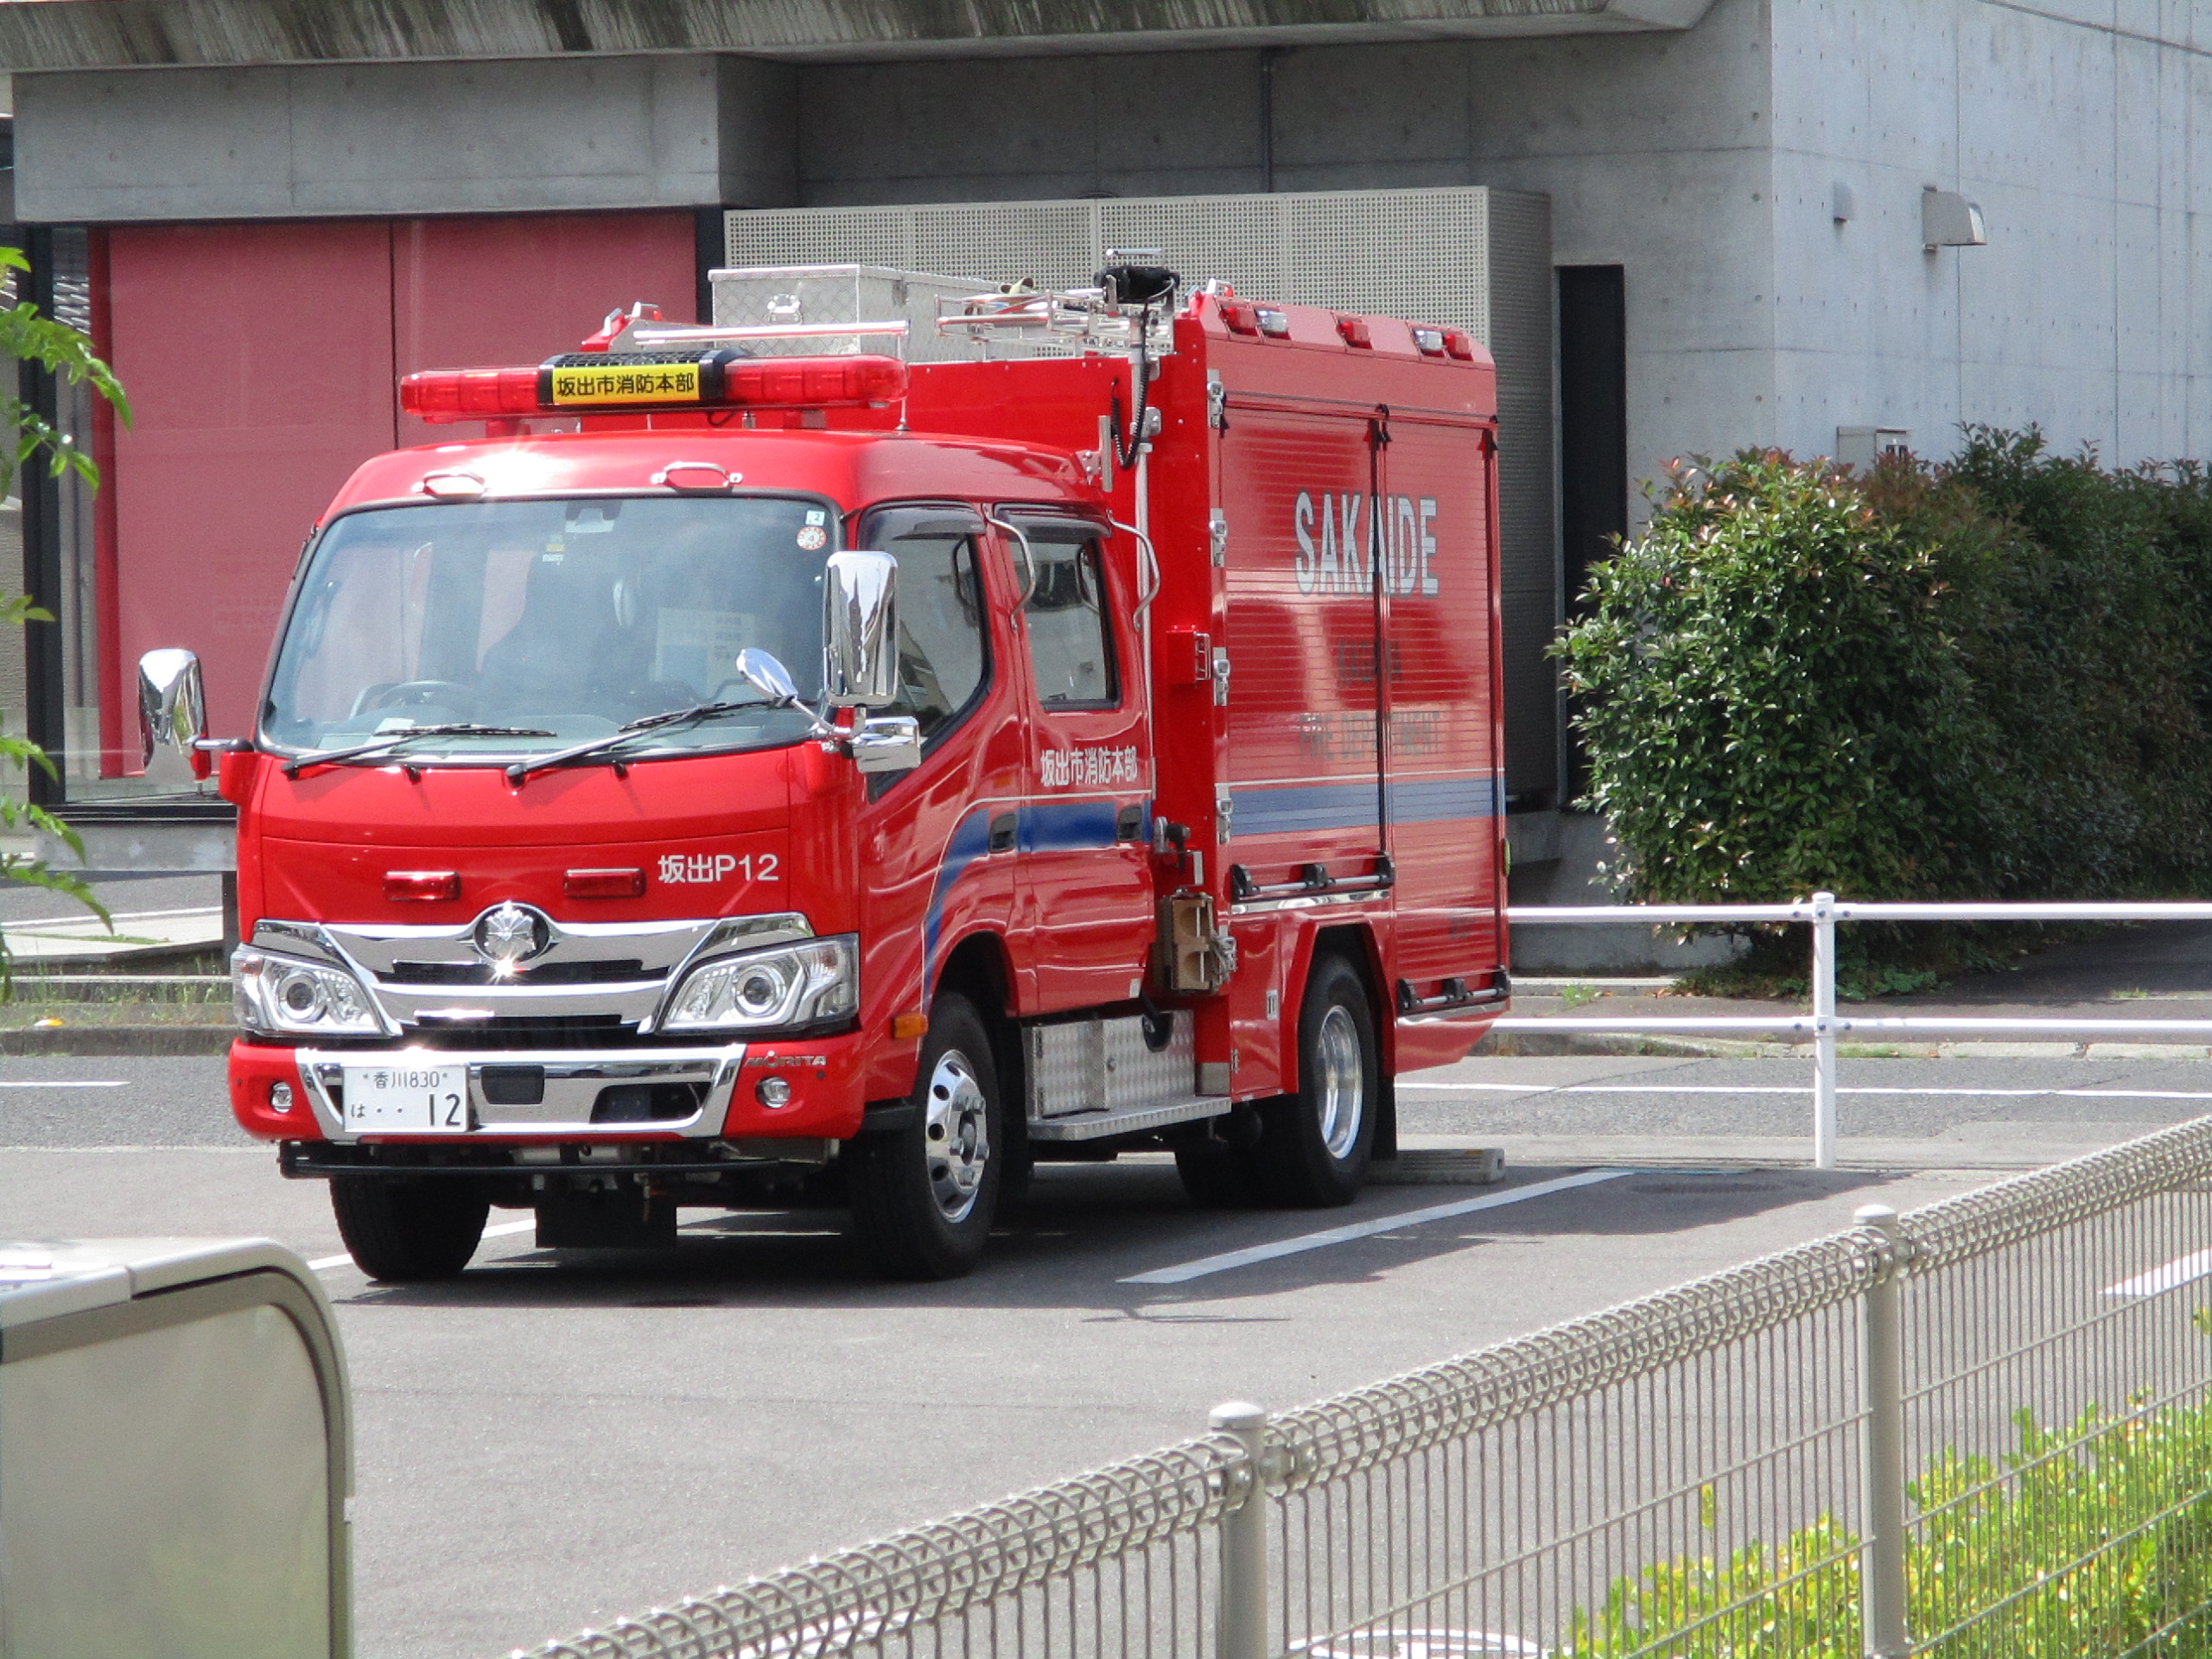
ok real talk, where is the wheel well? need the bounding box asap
[1310,924,1383,1014]
[935,931,1013,1022]
[933,932,1023,1135]
[1306,923,1395,1158]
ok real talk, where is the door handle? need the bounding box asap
[1116,803,1144,842]
[988,811,1018,854]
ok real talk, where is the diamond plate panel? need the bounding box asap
[1026,1012,1195,1121]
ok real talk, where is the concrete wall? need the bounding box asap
[788,6,1779,505]
[1770,0,2212,467]
[14,54,797,219]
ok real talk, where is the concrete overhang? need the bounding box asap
[0,0,1718,71]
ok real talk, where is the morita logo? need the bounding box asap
[1293,491,1440,598]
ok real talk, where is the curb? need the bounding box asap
[0,1025,233,1057]
[1471,1031,1782,1059]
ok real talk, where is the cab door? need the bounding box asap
[853,504,1029,1077]
[1005,512,1155,1013]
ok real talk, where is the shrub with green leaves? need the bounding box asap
[1557,1395,2212,1657]
[1558,432,2212,918]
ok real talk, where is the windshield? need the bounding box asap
[264,496,836,760]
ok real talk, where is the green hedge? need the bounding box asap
[1560,1396,2212,1657]
[1557,431,2212,912]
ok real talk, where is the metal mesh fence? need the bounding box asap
[1898,1120,2212,1657]
[523,1436,1243,1659]
[513,1121,2212,1659]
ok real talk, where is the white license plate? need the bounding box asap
[343,1065,470,1133]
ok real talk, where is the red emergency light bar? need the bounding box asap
[399,353,909,423]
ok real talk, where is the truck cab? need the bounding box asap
[156,264,1510,1281]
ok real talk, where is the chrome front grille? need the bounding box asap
[384,959,650,988]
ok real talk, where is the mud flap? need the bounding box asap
[1372,1073,1398,1163]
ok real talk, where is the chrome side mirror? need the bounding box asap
[823,551,899,709]
[138,648,207,782]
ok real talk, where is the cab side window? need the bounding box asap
[1020,524,1118,709]
[863,507,990,741]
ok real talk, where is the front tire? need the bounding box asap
[848,993,1003,1280]
[1255,953,1380,1206]
[330,1176,489,1281]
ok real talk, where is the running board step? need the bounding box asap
[1025,1096,1230,1143]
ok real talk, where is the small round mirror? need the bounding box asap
[734,647,802,706]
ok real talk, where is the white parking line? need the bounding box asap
[1401,1084,2212,1102]
[308,1217,537,1275]
[0,1080,128,1089]
[1119,1169,1640,1286]
[2104,1249,2212,1298]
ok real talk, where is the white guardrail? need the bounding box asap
[1500,895,2212,1168]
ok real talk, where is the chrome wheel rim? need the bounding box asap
[923,1048,991,1224]
[1315,1005,1364,1160]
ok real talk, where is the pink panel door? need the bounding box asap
[106,221,398,745]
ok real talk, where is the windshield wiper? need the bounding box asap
[503,700,772,785]
[283,723,556,779]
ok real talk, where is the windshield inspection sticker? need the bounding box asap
[796,525,828,551]
[659,852,779,885]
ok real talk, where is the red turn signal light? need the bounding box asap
[565,868,645,899]
[1336,315,1373,348]
[1218,299,1260,334]
[385,871,461,902]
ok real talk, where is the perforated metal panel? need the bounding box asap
[726,188,1558,798]
[708,264,983,359]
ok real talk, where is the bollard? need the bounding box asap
[1854,1205,1910,1658]
[1211,1401,1272,1659]
[1812,891,1839,1169]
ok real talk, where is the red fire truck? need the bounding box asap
[146,260,1510,1281]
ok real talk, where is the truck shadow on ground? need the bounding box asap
[338,1160,1903,1313]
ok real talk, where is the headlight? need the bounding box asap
[662,935,858,1032]
[232,948,388,1037]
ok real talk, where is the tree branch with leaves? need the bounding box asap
[0,243,130,959]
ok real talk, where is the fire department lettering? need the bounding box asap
[550,364,702,406]
[1293,491,1439,598]
[1040,745,1141,789]
[658,852,780,884]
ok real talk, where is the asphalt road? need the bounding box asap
[5,1052,2209,1657]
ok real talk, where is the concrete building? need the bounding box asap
[1,0,2204,944]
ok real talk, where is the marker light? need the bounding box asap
[1217,299,1260,335]
[1442,327,1478,360]
[385,870,461,901]
[1336,315,1373,348]
[1255,307,1291,338]
[1412,327,1447,357]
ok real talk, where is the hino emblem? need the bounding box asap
[471,902,552,972]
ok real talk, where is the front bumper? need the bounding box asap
[230,1034,865,1144]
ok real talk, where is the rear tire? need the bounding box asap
[848,993,1002,1281]
[1255,953,1380,1207]
[330,1177,489,1282]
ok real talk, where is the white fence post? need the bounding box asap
[1211,1401,1271,1659]
[1855,1204,1910,1658]
[1811,891,1839,1169]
